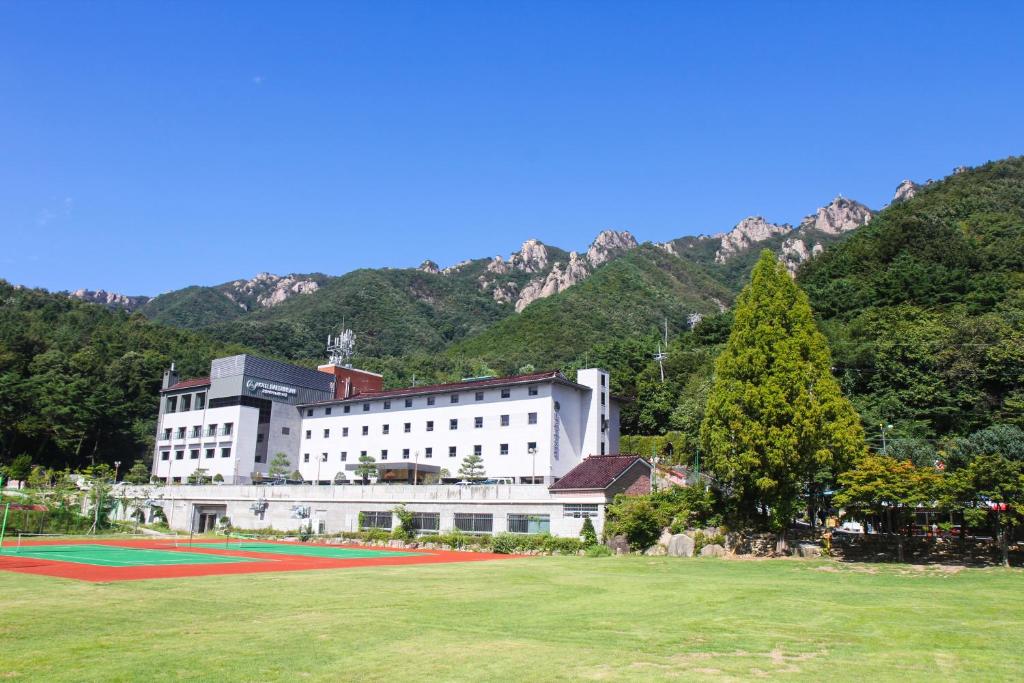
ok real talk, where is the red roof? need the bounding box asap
[549,455,651,491]
[301,370,585,405]
[162,377,211,393]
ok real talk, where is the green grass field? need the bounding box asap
[0,556,1021,681]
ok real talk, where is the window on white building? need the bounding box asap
[181,395,191,412]
[405,398,413,408]
[508,513,550,534]
[166,396,177,413]
[323,429,330,438]
[473,444,482,456]
[449,446,456,458]
[195,392,206,409]
[176,427,186,439]
[362,426,369,436]
[282,426,290,435]
[222,423,233,436]
[321,453,328,462]
[528,386,538,396]
[425,447,433,458]
[161,451,169,461]
[381,450,388,460]
[205,449,215,459]
[384,400,391,409]
[449,419,458,430]
[402,448,410,459]
[305,430,312,439]
[382,424,389,434]
[363,403,370,412]
[190,426,201,438]
[220,447,231,459]
[163,428,172,441]
[342,427,349,437]
[426,421,434,432]
[450,394,459,404]
[527,441,537,452]
[306,409,313,417]
[412,512,439,532]
[343,405,351,414]
[500,388,511,398]
[427,396,436,406]
[474,416,483,428]
[340,452,347,462]
[500,443,509,455]
[563,504,599,518]
[500,415,510,427]
[207,424,217,437]
[404,422,411,433]
[326,407,332,415]
[528,412,537,424]
[360,511,392,530]
[475,391,484,401]
[454,513,492,534]
[303,453,310,463]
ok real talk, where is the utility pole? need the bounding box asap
[879,423,893,454]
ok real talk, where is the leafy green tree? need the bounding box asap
[268,452,291,478]
[289,470,303,482]
[187,468,210,485]
[942,454,1024,567]
[27,465,51,490]
[354,453,377,484]
[457,453,486,481]
[393,504,415,540]
[604,494,661,550]
[700,251,867,545]
[4,454,32,488]
[124,460,151,485]
[834,454,941,532]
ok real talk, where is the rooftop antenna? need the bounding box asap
[326,328,355,367]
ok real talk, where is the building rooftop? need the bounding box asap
[298,369,591,406]
[162,377,211,393]
[548,455,650,491]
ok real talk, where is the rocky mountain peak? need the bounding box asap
[586,230,637,267]
[509,239,550,273]
[797,196,873,236]
[892,179,919,204]
[69,288,149,311]
[714,217,791,263]
[227,272,321,309]
[514,251,590,312]
[418,260,440,274]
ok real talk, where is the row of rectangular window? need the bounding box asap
[304,413,537,440]
[307,441,538,463]
[305,386,540,417]
[161,423,233,441]
[358,512,571,535]
[164,392,207,413]
[160,447,231,461]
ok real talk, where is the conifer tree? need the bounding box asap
[458,453,486,481]
[700,251,866,545]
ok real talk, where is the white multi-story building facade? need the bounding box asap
[297,369,620,485]
[153,354,620,487]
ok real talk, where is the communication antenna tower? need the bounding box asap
[653,342,668,383]
[326,328,356,367]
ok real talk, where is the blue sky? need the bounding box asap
[1,2,1022,295]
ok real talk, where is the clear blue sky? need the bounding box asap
[2,2,1022,295]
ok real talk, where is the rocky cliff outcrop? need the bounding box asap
[70,289,150,311]
[797,196,873,235]
[418,260,440,274]
[892,179,919,204]
[714,217,791,263]
[779,237,824,274]
[226,272,321,309]
[514,251,591,312]
[586,230,637,267]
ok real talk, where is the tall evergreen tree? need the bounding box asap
[700,251,866,543]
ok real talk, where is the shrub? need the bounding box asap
[585,544,612,557]
[392,505,415,541]
[604,495,662,550]
[213,473,224,483]
[491,533,520,554]
[580,517,598,546]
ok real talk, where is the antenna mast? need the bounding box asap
[653,343,667,383]
[326,328,356,367]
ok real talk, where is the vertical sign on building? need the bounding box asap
[552,412,560,460]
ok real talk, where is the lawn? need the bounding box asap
[1,556,1021,681]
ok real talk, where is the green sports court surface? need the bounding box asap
[189,540,417,559]
[0,543,259,567]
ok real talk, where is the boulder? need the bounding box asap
[658,528,673,547]
[643,544,667,556]
[794,543,822,559]
[700,543,727,558]
[702,527,720,538]
[667,534,695,558]
[607,534,630,556]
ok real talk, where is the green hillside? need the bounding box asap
[0,281,250,470]
[449,245,735,370]
[139,285,247,328]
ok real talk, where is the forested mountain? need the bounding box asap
[5,158,1020,473]
[0,282,249,470]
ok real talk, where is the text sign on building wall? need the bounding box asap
[245,379,297,399]
[553,412,560,460]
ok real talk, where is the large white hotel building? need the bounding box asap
[153,354,621,486]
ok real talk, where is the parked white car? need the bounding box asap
[839,521,865,533]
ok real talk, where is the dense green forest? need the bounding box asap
[2,157,1022,475]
